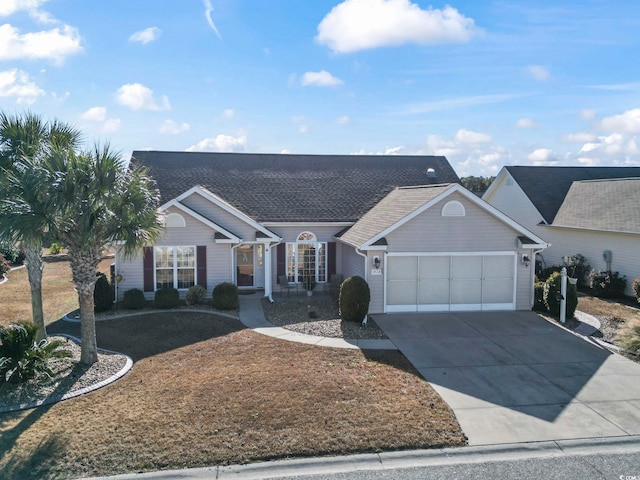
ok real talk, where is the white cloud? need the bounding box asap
[564,132,595,143]
[0,0,48,18]
[0,23,82,64]
[397,93,524,115]
[129,27,161,44]
[524,65,550,81]
[280,148,291,154]
[515,117,537,129]
[580,109,597,120]
[160,119,190,134]
[301,70,343,87]
[336,115,351,124]
[527,148,558,165]
[298,124,309,134]
[222,108,235,119]
[600,108,640,133]
[116,83,170,111]
[455,128,491,144]
[316,0,481,54]
[0,68,44,104]
[186,131,247,152]
[81,106,106,122]
[203,0,221,38]
[102,118,121,132]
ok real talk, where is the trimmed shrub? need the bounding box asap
[562,254,591,288]
[122,288,146,310]
[589,270,627,298]
[0,322,71,384]
[94,273,114,313]
[632,277,640,304]
[0,241,20,264]
[15,249,25,265]
[185,285,207,306]
[533,282,546,312]
[543,272,577,318]
[339,276,371,323]
[212,282,239,310]
[49,242,64,255]
[0,254,10,278]
[155,287,180,309]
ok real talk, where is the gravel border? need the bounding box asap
[0,335,132,413]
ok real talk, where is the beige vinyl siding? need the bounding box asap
[341,245,365,279]
[541,228,640,296]
[386,192,519,252]
[367,251,384,314]
[516,250,535,310]
[115,206,232,300]
[180,192,259,240]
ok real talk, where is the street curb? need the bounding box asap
[83,435,640,479]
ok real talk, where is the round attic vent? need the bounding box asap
[426,168,437,178]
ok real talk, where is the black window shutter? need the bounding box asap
[196,246,207,289]
[143,246,154,292]
[277,243,286,283]
[328,242,336,279]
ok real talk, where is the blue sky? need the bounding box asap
[2,0,640,175]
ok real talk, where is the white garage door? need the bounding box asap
[386,254,516,312]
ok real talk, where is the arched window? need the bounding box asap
[166,212,186,227]
[286,231,327,283]
[441,200,465,217]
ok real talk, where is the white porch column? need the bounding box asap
[264,244,272,298]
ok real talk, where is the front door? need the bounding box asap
[236,244,265,288]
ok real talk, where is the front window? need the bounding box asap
[155,246,196,290]
[286,232,327,283]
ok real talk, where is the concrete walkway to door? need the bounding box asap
[373,311,640,446]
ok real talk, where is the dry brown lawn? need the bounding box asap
[0,258,113,327]
[0,312,466,479]
[577,294,640,347]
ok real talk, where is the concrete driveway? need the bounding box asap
[373,311,640,446]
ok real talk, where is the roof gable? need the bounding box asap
[340,183,548,249]
[503,166,640,223]
[551,178,640,234]
[131,151,459,223]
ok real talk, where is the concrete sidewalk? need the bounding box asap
[238,294,396,350]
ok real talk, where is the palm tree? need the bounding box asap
[45,145,161,364]
[0,112,81,340]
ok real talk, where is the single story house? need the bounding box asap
[483,166,640,294]
[115,151,548,313]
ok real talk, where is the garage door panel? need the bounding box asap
[485,255,514,278]
[451,256,482,278]
[419,256,450,279]
[483,278,514,303]
[418,278,450,304]
[387,256,417,280]
[451,279,482,304]
[387,281,417,306]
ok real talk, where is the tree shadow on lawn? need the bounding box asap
[49,311,245,362]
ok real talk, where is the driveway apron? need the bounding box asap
[373,311,640,446]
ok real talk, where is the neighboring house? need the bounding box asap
[115,151,548,313]
[483,166,640,294]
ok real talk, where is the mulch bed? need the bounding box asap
[263,295,388,340]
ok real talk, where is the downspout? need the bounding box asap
[355,247,368,324]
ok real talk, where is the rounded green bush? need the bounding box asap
[0,254,10,278]
[94,272,114,313]
[0,241,20,264]
[212,282,239,310]
[155,287,180,309]
[122,288,146,310]
[186,285,207,306]
[543,272,577,318]
[339,276,370,323]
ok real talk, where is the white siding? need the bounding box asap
[367,251,384,313]
[341,245,365,279]
[181,193,258,240]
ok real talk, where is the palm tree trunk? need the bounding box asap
[70,251,100,365]
[25,240,46,341]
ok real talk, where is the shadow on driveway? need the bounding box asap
[373,311,640,444]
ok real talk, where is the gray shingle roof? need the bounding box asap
[505,166,640,224]
[551,178,640,234]
[340,184,455,247]
[131,151,459,222]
